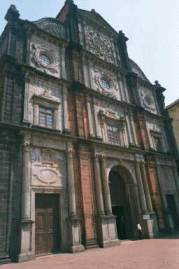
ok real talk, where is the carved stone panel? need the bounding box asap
[83,24,117,65]
[32,148,66,188]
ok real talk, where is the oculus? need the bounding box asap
[39,53,51,67]
[94,72,114,92]
[99,76,113,90]
[30,44,58,74]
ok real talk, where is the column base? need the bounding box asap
[69,215,85,253]
[97,214,120,247]
[142,212,158,238]
[69,244,85,253]
[18,253,35,263]
[18,219,34,262]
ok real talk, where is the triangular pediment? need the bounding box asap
[78,9,117,36]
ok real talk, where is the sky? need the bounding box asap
[0,0,178,105]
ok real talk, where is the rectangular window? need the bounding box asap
[107,125,121,145]
[39,106,54,128]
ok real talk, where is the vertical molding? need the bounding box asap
[87,96,95,137]
[63,86,70,133]
[23,74,30,124]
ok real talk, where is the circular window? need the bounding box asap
[100,76,112,90]
[39,53,51,66]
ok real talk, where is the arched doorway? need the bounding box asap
[109,166,138,240]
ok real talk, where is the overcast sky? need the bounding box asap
[0,0,178,105]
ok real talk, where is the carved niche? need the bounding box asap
[31,148,65,188]
[84,24,116,64]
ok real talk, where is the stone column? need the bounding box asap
[100,156,112,215]
[94,155,119,247]
[19,133,34,262]
[135,161,148,212]
[66,143,84,252]
[93,154,105,215]
[141,162,153,212]
[136,160,156,238]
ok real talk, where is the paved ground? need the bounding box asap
[2,239,179,269]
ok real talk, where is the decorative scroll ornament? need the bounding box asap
[30,43,58,74]
[85,25,115,64]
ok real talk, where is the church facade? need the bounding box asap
[0,0,179,263]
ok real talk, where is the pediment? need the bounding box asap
[33,17,66,39]
[78,9,117,36]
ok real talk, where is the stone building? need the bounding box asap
[167,99,179,155]
[166,99,179,180]
[0,0,179,263]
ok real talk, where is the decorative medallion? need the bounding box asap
[30,43,58,74]
[93,67,118,99]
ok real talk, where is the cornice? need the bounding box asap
[71,80,136,110]
[71,80,167,121]
[20,64,70,87]
[0,121,175,159]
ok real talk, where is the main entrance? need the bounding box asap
[109,166,137,239]
[35,194,60,255]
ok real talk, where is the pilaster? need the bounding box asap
[66,142,85,252]
[18,133,34,262]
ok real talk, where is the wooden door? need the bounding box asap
[35,194,60,255]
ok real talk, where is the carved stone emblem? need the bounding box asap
[31,148,65,187]
[33,168,58,185]
[85,25,115,64]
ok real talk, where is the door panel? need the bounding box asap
[35,194,60,255]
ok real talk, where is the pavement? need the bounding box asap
[1,239,179,269]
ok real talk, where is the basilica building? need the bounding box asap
[0,0,179,263]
